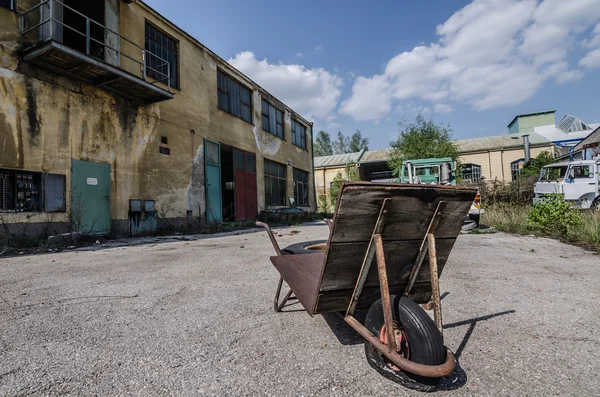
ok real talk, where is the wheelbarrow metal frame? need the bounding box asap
[255,198,457,378]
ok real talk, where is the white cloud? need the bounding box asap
[228,51,343,121]
[339,75,391,121]
[342,0,600,121]
[433,103,453,114]
[580,48,600,68]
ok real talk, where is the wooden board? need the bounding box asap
[313,182,476,314]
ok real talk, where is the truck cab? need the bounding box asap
[534,160,600,209]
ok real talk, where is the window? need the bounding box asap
[0,169,66,213]
[293,168,309,207]
[291,119,307,150]
[462,164,482,183]
[569,165,593,179]
[262,100,284,139]
[0,0,14,11]
[217,70,252,124]
[159,147,170,155]
[264,159,286,206]
[145,23,178,89]
[511,159,524,181]
[161,136,168,145]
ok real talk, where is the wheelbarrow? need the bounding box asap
[256,182,477,391]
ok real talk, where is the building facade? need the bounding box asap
[0,0,315,237]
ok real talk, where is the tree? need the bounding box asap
[348,130,369,153]
[314,130,333,157]
[388,114,459,173]
[332,131,349,154]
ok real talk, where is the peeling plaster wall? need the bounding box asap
[0,2,314,235]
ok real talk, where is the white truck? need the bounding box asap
[533,159,600,209]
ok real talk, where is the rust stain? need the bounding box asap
[0,112,18,167]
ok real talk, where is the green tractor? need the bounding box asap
[398,157,457,186]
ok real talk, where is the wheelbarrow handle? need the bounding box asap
[255,221,282,256]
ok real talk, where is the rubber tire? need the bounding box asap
[592,198,600,211]
[281,240,327,255]
[364,296,446,392]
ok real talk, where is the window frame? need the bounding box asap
[293,168,309,207]
[461,163,482,183]
[261,100,284,139]
[144,22,180,89]
[291,119,307,150]
[217,69,253,124]
[0,0,15,11]
[510,158,524,181]
[264,159,287,207]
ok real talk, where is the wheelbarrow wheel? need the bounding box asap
[364,296,446,392]
[281,240,328,255]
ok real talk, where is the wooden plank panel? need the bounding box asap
[330,183,476,243]
[270,253,325,316]
[319,239,455,291]
[315,283,434,313]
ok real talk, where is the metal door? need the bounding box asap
[205,139,222,223]
[71,160,111,235]
[244,153,257,220]
[234,149,246,221]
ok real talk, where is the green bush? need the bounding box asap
[527,194,583,234]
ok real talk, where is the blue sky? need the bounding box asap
[145,0,600,150]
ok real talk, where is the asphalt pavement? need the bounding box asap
[0,224,598,396]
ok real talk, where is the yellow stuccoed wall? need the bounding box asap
[0,2,314,235]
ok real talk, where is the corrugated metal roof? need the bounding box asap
[573,126,600,152]
[360,149,393,163]
[314,150,364,168]
[455,132,552,153]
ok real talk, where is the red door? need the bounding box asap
[233,149,257,221]
[244,152,257,220]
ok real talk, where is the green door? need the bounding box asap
[71,160,111,235]
[205,139,222,223]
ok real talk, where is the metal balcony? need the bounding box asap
[20,0,174,104]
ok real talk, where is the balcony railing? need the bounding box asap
[20,0,174,102]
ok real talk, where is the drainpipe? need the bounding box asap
[523,134,531,163]
[310,122,316,213]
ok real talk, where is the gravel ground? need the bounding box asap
[0,223,599,396]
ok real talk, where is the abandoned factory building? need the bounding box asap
[0,0,315,237]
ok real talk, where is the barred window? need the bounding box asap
[145,23,178,89]
[262,100,284,139]
[291,119,307,150]
[511,159,524,181]
[461,164,482,183]
[217,70,252,124]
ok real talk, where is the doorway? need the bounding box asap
[62,0,105,58]
[71,160,111,235]
[216,144,257,222]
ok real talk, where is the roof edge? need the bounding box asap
[507,110,556,128]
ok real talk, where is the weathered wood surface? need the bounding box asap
[270,253,325,316]
[313,182,476,314]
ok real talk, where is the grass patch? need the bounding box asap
[483,204,600,252]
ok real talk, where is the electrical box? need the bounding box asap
[0,169,42,212]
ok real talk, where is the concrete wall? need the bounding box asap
[0,1,314,237]
[459,146,553,182]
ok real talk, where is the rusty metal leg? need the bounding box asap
[428,233,443,340]
[273,278,294,312]
[374,234,396,353]
[324,218,333,232]
[404,201,446,296]
[346,199,390,317]
[256,221,282,256]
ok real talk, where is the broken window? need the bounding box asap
[293,168,309,207]
[461,164,482,183]
[0,0,15,11]
[570,165,593,179]
[145,23,179,88]
[291,119,307,150]
[264,159,286,206]
[262,100,284,139]
[217,70,252,124]
[510,159,524,181]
